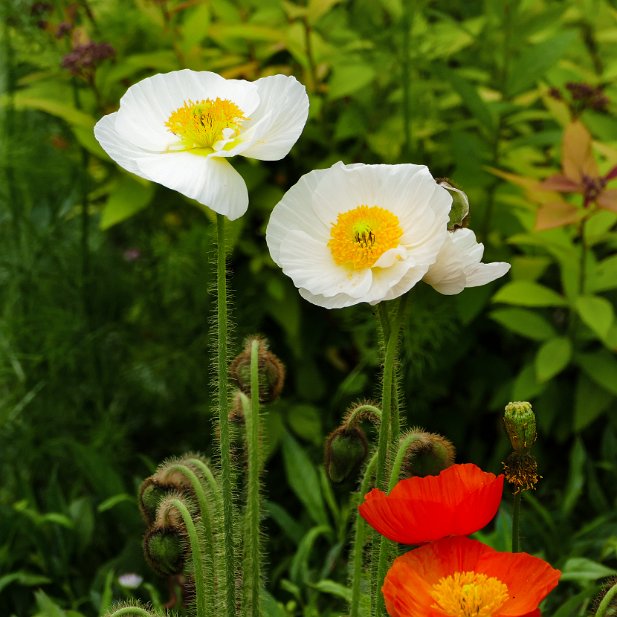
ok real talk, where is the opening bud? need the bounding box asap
[504,401,537,452]
[230,336,285,403]
[401,429,456,478]
[325,426,368,483]
[438,179,470,230]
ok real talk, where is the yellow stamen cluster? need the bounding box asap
[328,205,402,271]
[431,571,509,617]
[165,98,246,151]
[503,452,541,494]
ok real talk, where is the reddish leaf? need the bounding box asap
[535,201,580,230]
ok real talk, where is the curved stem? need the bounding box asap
[168,498,207,617]
[350,452,378,617]
[105,608,154,617]
[187,458,224,515]
[594,580,617,617]
[345,404,382,429]
[511,492,521,552]
[387,432,423,491]
[215,214,236,617]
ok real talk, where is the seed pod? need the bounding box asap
[504,401,537,452]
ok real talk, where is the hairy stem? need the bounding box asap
[105,608,155,617]
[350,452,378,617]
[215,214,236,617]
[594,580,617,617]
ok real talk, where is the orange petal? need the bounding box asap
[359,464,503,544]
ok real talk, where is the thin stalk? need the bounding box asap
[106,608,154,617]
[345,404,382,428]
[215,213,236,617]
[511,492,521,552]
[168,498,207,617]
[401,0,413,160]
[187,458,224,516]
[594,580,617,617]
[241,338,262,617]
[349,452,378,617]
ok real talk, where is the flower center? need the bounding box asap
[430,571,509,617]
[328,205,402,270]
[165,98,246,151]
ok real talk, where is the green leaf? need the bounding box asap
[328,64,376,100]
[3,92,95,128]
[434,66,494,133]
[0,571,51,594]
[97,493,134,513]
[287,404,322,445]
[577,350,617,396]
[591,253,617,292]
[311,579,352,603]
[281,431,329,527]
[506,32,578,96]
[289,525,331,584]
[490,308,557,341]
[560,557,617,582]
[574,374,613,432]
[511,364,545,401]
[99,175,154,229]
[561,438,586,515]
[492,281,567,307]
[535,337,572,382]
[34,590,67,617]
[576,295,614,340]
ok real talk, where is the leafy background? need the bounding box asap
[1,0,616,615]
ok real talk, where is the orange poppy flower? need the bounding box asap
[359,464,503,544]
[383,536,560,617]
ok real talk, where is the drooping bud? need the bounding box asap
[229,336,285,403]
[143,526,186,577]
[325,426,368,483]
[401,429,456,478]
[438,179,470,230]
[504,401,537,452]
[139,478,171,525]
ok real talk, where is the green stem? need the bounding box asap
[169,498,208,617]
[511,492,521,552]
[345,404,382,429]
[187,458,224,516]
[215,213,236,617]
[594,580,617,617]
[166,464,216,605]
[350,452,378,617]
[387,432,423,491]
[241,338,262,617]
[105,608,154,617]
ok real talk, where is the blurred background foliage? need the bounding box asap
[1,0,617,615]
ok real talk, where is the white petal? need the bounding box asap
[465,262,511,287]
[278,230,373,299]
[136,154,248,220]
[239,75,309,160]
[94,112,149,177]
[113,70,260,151]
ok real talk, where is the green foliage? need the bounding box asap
[1,0,617,615]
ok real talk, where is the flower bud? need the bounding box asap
[402,429,456,478]
[230,336,285,403]
[139,478,170,525]
[504,401,537,452]
[438,180,470,230]
[143,526,186,577]
[325,426,368,483]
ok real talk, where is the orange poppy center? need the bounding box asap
[430,571,509,617]
[165,98,246,151]
[328,205,402,271]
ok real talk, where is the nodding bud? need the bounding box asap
[438,179,470,230]
[504,401,537,452]
[502,451,540,494]
[139,478,171,525]
[402,429,456,477]
[228,390,245,424]
[325,426,368,483]
[229,336,285,403]
[143,525,186,577]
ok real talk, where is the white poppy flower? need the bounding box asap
[423,228,510,295]
[94,69,309,220]
[266,162,451,308]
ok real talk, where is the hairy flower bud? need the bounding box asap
[504,401,537,452]
[402,429,456,478]
[143,526,186,577]
[230,336,285,403]
[325,426,368,483]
